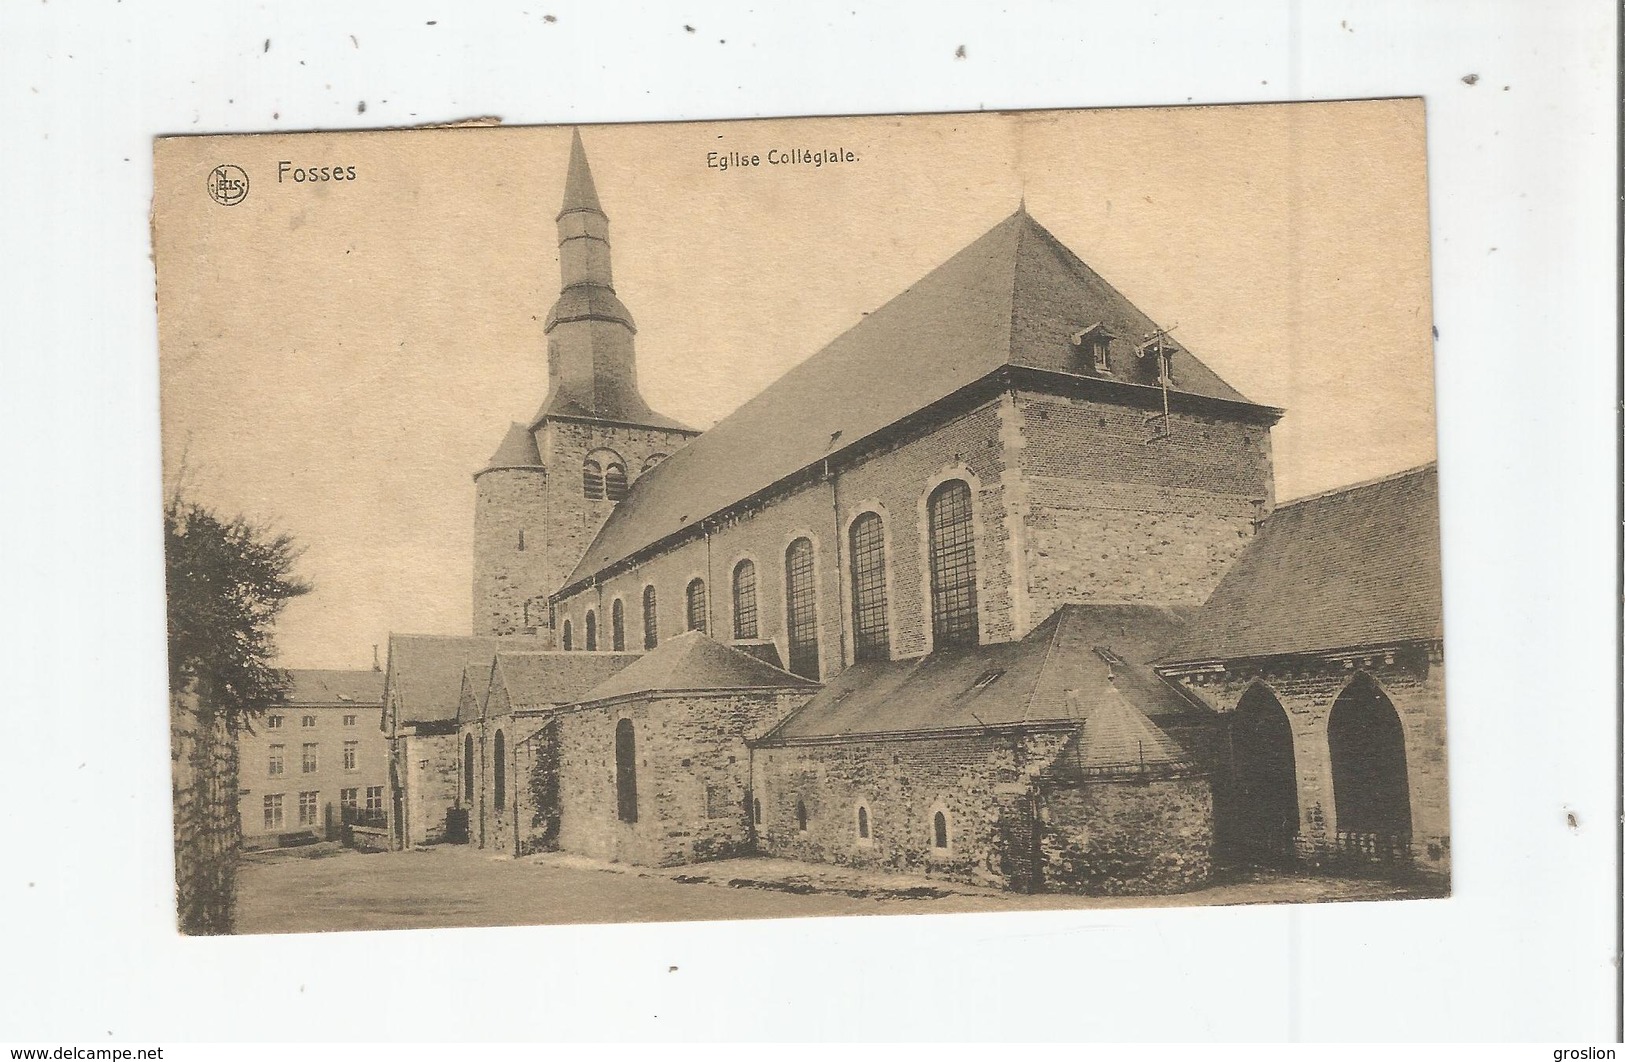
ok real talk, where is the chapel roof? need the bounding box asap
[574,630,818,705]
[1159,462,1443,665]
[558,208,1278,594]
[760,604,1200,743]
[383,633,549,726]
[491,650,643,712]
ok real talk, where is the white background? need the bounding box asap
[0,0,1617,1043]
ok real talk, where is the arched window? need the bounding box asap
[610,599,625,652]
[752,797,762,825]
[582,458,604,500]
[585,610,598,651]
[932,810,949,849]
[856,804,870,841]
[732,560,758,640]
[615,719,638,823]
[642,585,658,649]
[848,512,890,661]
[561,619,573,651]
[785,538,820,679]
[795,799,808,832]
[604,462,628,502]
[492,730,506,812]
[463,733,474,802]
[642,453,668,473]
[686,578,708,633]
[927,480,979,648]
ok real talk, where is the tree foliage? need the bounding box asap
[165,494,311,727]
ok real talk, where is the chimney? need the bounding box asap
[372,644,381,672]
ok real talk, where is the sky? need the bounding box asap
[153,100,1436,669]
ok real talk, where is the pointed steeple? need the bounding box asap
[559,128,604,218]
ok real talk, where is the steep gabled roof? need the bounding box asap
[1160,462,1443,664]
[559,209,1275,593]
[491,650,643,712]
[575,630,817,704]
[384,634,549,726]
[285,668,385,708]
[763,604,1197,741]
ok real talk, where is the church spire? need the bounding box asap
[559,128,604,218]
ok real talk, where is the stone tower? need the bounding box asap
[473,130,697,640]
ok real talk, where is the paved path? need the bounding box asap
[234,843,1438,935]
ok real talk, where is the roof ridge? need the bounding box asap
[1274,460,1438,512]
[1020,607,1066,724]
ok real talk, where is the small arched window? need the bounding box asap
[927,480,979,648]
[582,458,604,500]
[686,578,708,633]
[849,512,890,661]
[856,804,870,841]
[932,810,949,850]
[795,799,808,832]
[752,797,762,825]
[732,560,758,640]
[463,733,474,802]
[642,585,658,649]
[604,463,628,502]
[611,599,625,652]
[493,730,506,812]
[585,610,598,652]
[615,719,638,823]
[561,619,573,651]
[785,538,820,679]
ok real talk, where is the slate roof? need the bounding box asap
[559,128,603,218]
[285,668,385,708]
[1049,684,1196,778]
[1160,462,1443,664]
[478,422,543,474]
[763,604,1198,742]
[575,630,818,705]
[383,634,549,726]
[491,650,644,712]
[559,208,1275,593]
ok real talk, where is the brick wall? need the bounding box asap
[1038,775,1213,894]
[170,684,241,935]
[1167,645,1449,877]
[1014,392,1274,630]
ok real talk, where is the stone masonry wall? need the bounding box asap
[1169,646,1449,877]
[404,730,459,847]
[473,467,551,638]
[1015,393,1274,633]
[1038,774,1213,895]
[170,685,241,935]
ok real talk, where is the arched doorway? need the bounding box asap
[1221,684,1301,864]
[1327,674,1412,838]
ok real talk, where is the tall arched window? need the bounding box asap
[732,560,759,640]
[642,585,658,649]
[492,730,506,812]
[785,538,820,679]
[848,512,890,661]
[686,578,708,633]
[856,804,870,841]
[795,799,808,832]
[561,619,573,651]
[927,480,979,648]
[604,462,628,502]
[463,733,474,802]
[582,458,604,500]
[614,719,638,823]
[585,610,598,651]
[932,810,949,849]
[610,599,625,652]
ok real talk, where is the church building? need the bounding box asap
[381,131,1448,894]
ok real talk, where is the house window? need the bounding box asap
[365,786,384,813]
[298,791,320,827]
[1090,337,1110,372]
[343,714,356,727]
[265,714,283,729]
[785,538,820,680]
[604,462,628,502]
[611,598,626,651]
[642,585,658,649]
[343,741,358,771]
[856,804,871,842]
[585,610,598,651]
[463,733,475,802]
[301,715,316,728]
[848,512,890,661]
[927,480,979,647]
[615,719,638,823]
[562,619,573,651]
[302,743,318,773]
[267,744,284,776]
[932,810,950,850]
[340,788,358,809]
[492,730,506,812]
[795,799,808,832]
[262,794,284,831]
[582,457,605,499]
[686,578,708,633]
[732,560,759,640]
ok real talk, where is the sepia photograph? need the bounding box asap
[155,101,1448,936]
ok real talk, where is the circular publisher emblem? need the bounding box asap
[207,164,249,206]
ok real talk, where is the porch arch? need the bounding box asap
[1221,682,1300,864]
[1327,673,1412,837]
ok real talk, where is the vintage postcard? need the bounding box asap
[154,101,1446,935]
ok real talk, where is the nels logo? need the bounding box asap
[207,164,249,207]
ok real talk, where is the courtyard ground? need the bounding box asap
[233,842,1443,935]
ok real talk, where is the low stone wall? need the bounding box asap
[1038,773,1213,895]
[344,824,392,852]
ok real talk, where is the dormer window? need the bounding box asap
[1070,322,1118,375]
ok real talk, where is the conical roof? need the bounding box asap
[477,422,542,475]
[558,128,603,218]
[1070,682,1194,776]
[575,630,818,704]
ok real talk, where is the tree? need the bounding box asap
[165,491,310,934]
